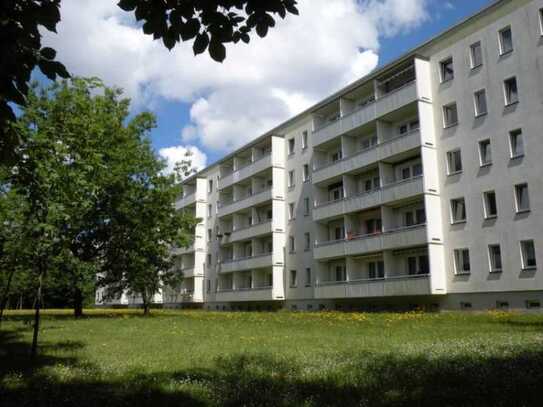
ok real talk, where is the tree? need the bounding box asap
[1,0,299,161]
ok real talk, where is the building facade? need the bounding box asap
[101,0,543,311]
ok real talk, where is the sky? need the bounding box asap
[41,0,494,172]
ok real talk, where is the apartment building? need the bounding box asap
[102,0,543,311]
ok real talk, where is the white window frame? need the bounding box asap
[288,202,295,220]
[450,197,466,224]
[478,139,492,166]
[509,129,524,158]
[514,183,530,213]
[303,164,310,182]
[454,248,471,275]
[442,103,458,128]
[473,89,487,117]
[446,149,463,175]
[498,26,513,55]
[482,190,498,219]
[439,57,454,82]
[470,41,483,69]
[488,244,503,273]
[288,138,295,155]
[520,240,537,270]
[503,77,518,106]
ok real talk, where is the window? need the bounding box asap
[450,198,466,223]
[208,179,213,193]
[478,139,492,166]
[304,197,310,216]
[474,89,487,116]
[335,264,346,282]
[288,170,295,188]
[207,254,212,266]
[333,225,345,240]
[267,209,273,220]
[305,268,311,286]
[488,244,503,273]
[288,203,295,220]
[413,163,423,177]
[503,77,518,105]
[470,41,483,68]
[509,129,524,158]
[289,236,295,253]
[401,167,411,180]
[303,164,310,182]
[520,240,537,269]
[483,191,498,219]
[443,103,458,127]
[539,8,543,35]
[304,232,311,250]
[207,228,212,241]
[515,183,530,213]
[302,130,308,149]
[361,135,378,149]
[366,218,382,234]
[207,204,212,217]
[447,150,462,174]
[288,138,295,155]
[454,248,471,274]
[289,270,297,287]
[405,212,414,227]
[499,26,513,55]
[440,57,454,82]
[368,261,384,279]
[331,150,342,162]
[416,208,426,224]
[328,183,344,201]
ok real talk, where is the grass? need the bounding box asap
[1,309,543,406]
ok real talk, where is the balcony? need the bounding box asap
[313,176,424,221]
[171,244,195,256]
[219,154,272,189]
[218,188,273,218]
[313,81,418,148]
[226,221,273,243]
[315,274,431,299]
[219,253,273,273]
[175,192,197,210]
[314,224,427,260]
[215,287,275,302]
[312,130,421,184]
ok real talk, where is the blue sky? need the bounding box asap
[42,0,495,170]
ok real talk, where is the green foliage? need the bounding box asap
[1,310,543,406]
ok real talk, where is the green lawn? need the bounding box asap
[1,309,543,406]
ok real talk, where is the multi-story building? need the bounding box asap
[104,0,543,311]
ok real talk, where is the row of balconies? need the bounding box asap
[314,224,428,260]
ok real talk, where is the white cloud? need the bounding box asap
[158,145,207,176]
[44,0,430,154]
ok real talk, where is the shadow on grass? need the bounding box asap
[1,327,543,406]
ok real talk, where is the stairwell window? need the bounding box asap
[478,139,492,166]
[288,203,295,220]
[450,198,466,224]
[443,103,458,127]
[288,138,295,155]
[539,8,543,36]
[304,197,310,216]
[302,130,308,150]
[503,77,518,106]
[474,89,487,116]
[483,191,498,219]
[289,236,295,253]
[304,233,311,251]
[305,268,312,286]
[514,183,530,213]
[520,240,537,270]
[446,149,463,175]
[454,248,471,274]
[509,129,524,158]
[499,26,513,55]
[289,270,297,287]
[488,244,503,273]
[470,41,483,68]
[303,164,310,182]
[288,170,295,188]
[440,57,454,82]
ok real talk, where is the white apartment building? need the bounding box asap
[103,0,543,311]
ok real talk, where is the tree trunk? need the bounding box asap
[142,290,150,316]
[30,271,43,360]
[73,287,83,318]
[0,268,16,327]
